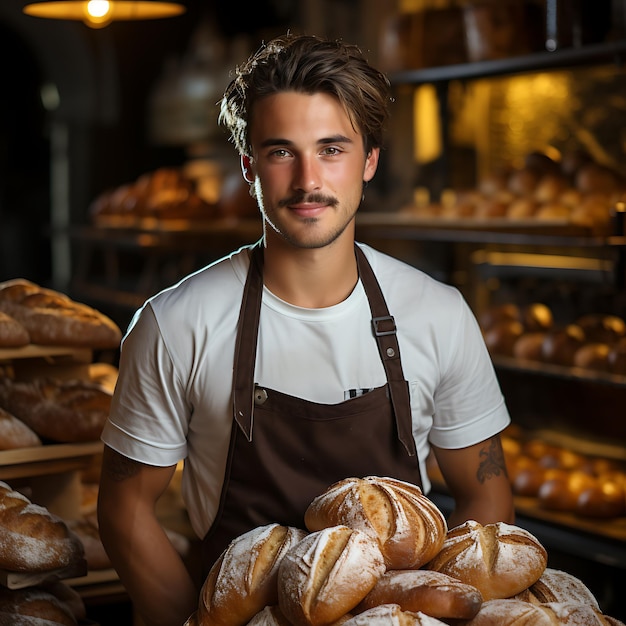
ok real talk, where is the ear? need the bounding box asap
[241,155,255,184]
[363,147,380,183]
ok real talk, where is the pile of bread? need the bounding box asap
[89,164,259,225]
[184,476,624,625]
[0,480,88,625]
[480,302,626,375]
[0,278,122,350]
[404,149,625,235]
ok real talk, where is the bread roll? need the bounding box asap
[425,521,547,600]
[304,476,447,570]
[0,377,111,443]
[0,407,41,450]
[513,333,546,361]
[483,320,524,356]
[342,604,448,625]
[356,569,483,620]
[537,471,597,512]
[465,598,625,625]
[576,479,626,518]
[0,586,77,625]
[278,525,385,626]
[0,481,85,572]
[0,311,29,348]
[246,605,297,626]
[513,467,566,498]
[574,343,611,371]
[197,524,307,626]
[478,304,520,332]
[541,325,586,366]
[513,567,599,608]
[522,303,553,332]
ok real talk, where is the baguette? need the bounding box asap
[278,525,385,626]
[0,481,84,573]
[356,569,483,620]
[196,524,307,626]
[304,476,447,569]
[425,520,547,600]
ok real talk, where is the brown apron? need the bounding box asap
[201,244,423,574]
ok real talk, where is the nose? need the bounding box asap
[292,155,321,193]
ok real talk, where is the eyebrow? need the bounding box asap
[259,134,354,148]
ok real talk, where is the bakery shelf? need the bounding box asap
[0,559,88,590]
[390,39,626,86]
[0,345,92,364]
[0,441,103,481]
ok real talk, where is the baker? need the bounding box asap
[97,33,515,626]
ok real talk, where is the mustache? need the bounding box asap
[278,192,339,208]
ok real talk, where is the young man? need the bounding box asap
[98,34,514,626]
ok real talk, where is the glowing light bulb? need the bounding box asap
[85,0,112,27]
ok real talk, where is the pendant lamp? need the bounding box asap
[23,1,186,28]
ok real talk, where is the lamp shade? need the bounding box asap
[23,1,186,28]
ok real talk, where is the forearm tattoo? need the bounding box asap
[476,437,508,484]
[102,448,143,482]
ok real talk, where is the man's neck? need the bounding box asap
[261,237,359,309]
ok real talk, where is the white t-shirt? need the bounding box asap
[102,242,510,538]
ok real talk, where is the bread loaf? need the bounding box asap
[576,479,626,518]
[67,518,111,570]
[356,569,482,620]
[0,586,77,625]
[246,605,296,626]
[277,525,385,626]
[304,476,447,570]
[468,598,625,625]
[0,311,29,348]
[0,481,85,572]
[537,471,597,512]
[425,520,547,600]
[0,279,121,349]
[342,604,448,625]
[0,407,41,450]
[513,567,599,608]
[0,377,111,443]
[196,524,307,626]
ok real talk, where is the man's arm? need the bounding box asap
[432,434,515,528]
[97,445,199,626]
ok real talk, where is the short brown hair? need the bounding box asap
[219,33,391,157]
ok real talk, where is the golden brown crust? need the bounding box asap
[0,586,77,625]
[304,476,447,570]
[0,311,30,348]
[0,377,111,443]
[0,407,41,450]
[425,520,547,601]
[0,481,85,572]
[513,568,599,608]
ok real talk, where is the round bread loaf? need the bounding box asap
[343,604,448,626]
[541,325,586,366]
[576,479,626,518]
[197,524,307,626]
[246,605,297,626]
[575,314,626,345]
[278,525,385,626]
[513,333,546,361]
[483,320,524,356]
[0,586,77,625]
[0,407,41,450]
[513,567,599,608]
[0,377,111,443]
[304,476,447,570]
[0,481,84,572]
[425,520,547,600]
[0,311,29,347]
[356,569,483,620]
[522,303,553,332]
[573,343,611,371]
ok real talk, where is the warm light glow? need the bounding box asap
[23,1,186,28]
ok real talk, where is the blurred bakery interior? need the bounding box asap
[1,0,626,623]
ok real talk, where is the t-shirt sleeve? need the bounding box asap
[101,303,189,466]
[429,292,510,449]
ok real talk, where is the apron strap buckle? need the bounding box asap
[372,315,396,337]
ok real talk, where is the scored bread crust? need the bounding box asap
[514,567,599,609]
[342,603,449,626]
[278,525,386,626]
[304,476,447,570]
[197,524,307,626]
[0,586,77,626]
[425,520,547,600]
[356,569,483,620]
[0,481,85,573]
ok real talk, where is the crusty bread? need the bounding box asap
[356,569,483,620]
[425,520,547,600]
[0,481,85,573]
[0,377,111,443]
[0,586,77,625]
[0,407,41,450]
[0,279,121,349]
[0,311,29,348]
[465,599,625,625]
[196,524,307,626]
[278,525,385,626]
[246,605,296,626]
[342,604,448,625]
[304,476,447,570]
[513,567,599,608]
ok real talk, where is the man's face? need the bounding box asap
[246,91,379,250]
